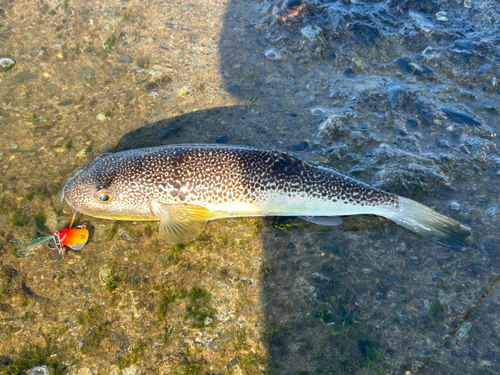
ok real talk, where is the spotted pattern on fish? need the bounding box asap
[63,144,470,249]
[63,145,397,220]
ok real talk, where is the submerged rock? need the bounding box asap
[409,10,434,32]
[459,135,495,162]
[117,55,133,64]
[388,86,403,108]
[28,366,50,375]
[351,144,454,197]
[0,56,16,71]
[396,57,433,76]
[441,106,482,126]
[415,99,440,126]
[479,238,499,256]
[76,66,95,79]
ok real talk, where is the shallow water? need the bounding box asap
[1,0,500,374]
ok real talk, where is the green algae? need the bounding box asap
[0,335,63,375]
[185,286,215,328]
[102,36,117,52]
[76,305,112,354]
[116,340,145,370]
[136,56,150,70]
[155,286,215,328]
[33,211,46,230]
[156,289,187,321]
[173,363,203,375]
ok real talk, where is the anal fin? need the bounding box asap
[149,201,212,244]
[298,216,343,226]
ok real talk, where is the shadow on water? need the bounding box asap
[113,105,278,152]
[113,0,500,373]
[110,1,393,372]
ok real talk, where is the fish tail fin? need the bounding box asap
[382,196,471,250]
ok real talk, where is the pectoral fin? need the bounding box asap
[298,216,343,226]
[149,201,212,244]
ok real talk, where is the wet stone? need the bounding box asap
[415,99,438,126]
[388,85,403,107]
[301,25,321,41]
[0,56,16,71]
[396,57,432,76]
[407,118,419,128]
[457,322,472,342]
[441,106,481,126]
[110,331,129,350]
[76,66,95,79]
[2,72,38,85]
[479,238,499,256]
[28,366,50,375]
[215,135,229,144]
[121,365,141,375]
[117,55,133,64]
[343,68,356,79]
[58,99,73,106]
[108,67,125,76]
[452,40,478,51]
[386,274,401,282]
[29,48,43,58]
[460,52,471,66]
[409,10,434,32]
[289,141,309,151]
[325,50,336,60]
[118,227,137,242]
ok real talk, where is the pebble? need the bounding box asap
[3,72,38,85]
[396,57,432,76]
[28,366,50,375]
[441,106,481,126]
[264,48,281,60]
[301,25,321,41]
[409,10,434,32]
[456,321,472,341]
[10,142,18,149]
[96,113,107,121]
[325,50,336,60]
[388,86,403,107]
[179,86,192,96]
[479,238,498,256]
[452,40,478,51]
[76,66,95,79]
[310,106,326,116]
[415,100,436,125]
[464,0,473,8]
[0,56,16,71]
[422,46,440,59]
[118,227,137,242]
[435,11,448,22]
[117,55,133,64]
[343,68,356,79]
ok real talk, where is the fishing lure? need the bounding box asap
[15,211,89,255]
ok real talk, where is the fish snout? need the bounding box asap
[61,182,77,210]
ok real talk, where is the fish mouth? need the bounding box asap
[60,183,67,204]
[62,189,76,210]
[61,168,85,205]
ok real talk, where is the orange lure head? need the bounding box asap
[58,225,89,251]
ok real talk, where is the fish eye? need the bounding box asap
[95,188,114,203]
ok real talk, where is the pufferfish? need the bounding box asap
[62,144,471,249]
